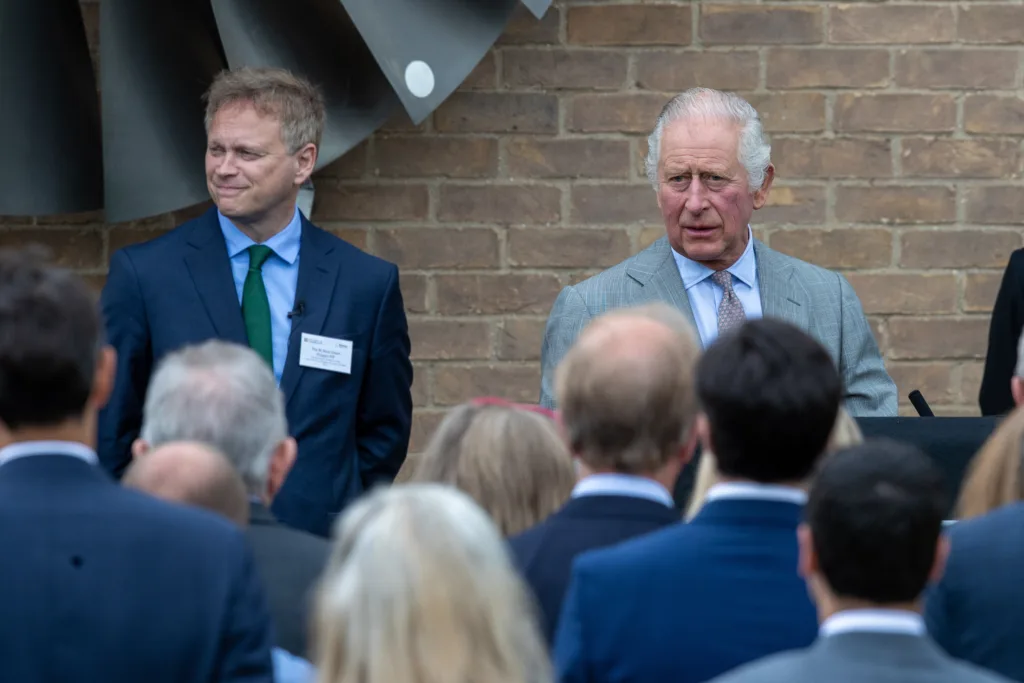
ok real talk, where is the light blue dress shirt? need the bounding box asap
[571,473,674,508]
[671,227,763,348]
[218,208,302,384]
[273,647,315,683]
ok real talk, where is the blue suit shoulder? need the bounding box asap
[574,521,685,575]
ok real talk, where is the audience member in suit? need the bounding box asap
[407,400,576,536]
[712,440,1011,683]
[509,303,701,644]
[99,67,413,538]
[685,407,863,520]
[313,484,552,683]
[131,339,329,658]
[124,441,316,683]
[554,318,841,683]
[979,249,1024,416]
[952,405,1024,520]
[0,248,274,682]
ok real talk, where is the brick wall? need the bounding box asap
[43,1,1024,451]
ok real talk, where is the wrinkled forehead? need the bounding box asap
[207,100,286,145]
[659,116,742,166]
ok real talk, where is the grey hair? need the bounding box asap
[645,88,772,192]
[314,484,552,683]
[1016,327,1024,378]
[140,340,288,497]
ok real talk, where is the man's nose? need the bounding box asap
[683,178,708,213]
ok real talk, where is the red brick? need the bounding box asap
[409,320,492,361]
[434,364,541,406]
[636,50,760,92]
[965,96,1024,135]
[497,318,548,361]
[845,273,957,315]
[830,5,955,44]
[888,362,957,406]
[568,5,692,46]
[401,274,429,314]
[900,230,1021,269]
[964,273,1004,313]
[372,137,497,178]
[108,228,171,254]
[408,410,446,453]
[411,363,430,407]
[375,228,499,269]
[701,5,822,45]
[503,48,627,90]
[900,139,1020,179]
[766,48,890,89]
[757,186,826,225]
[498,4,561,45]
[325,227,368,251]
[506,139,631,179]
[509,228,631,268]
[569,93,666,134]
[435,274,562,315]
[0,229,103,269]
[835,94,956,133]
[434,93,558,134]
[772,137,892,178]
[315,184,429,221]
[965,187,1024,225]
[895,50,1018,90]
[462,52,497,90]
[960,362,986,406]
[438,184,561,225]
[835,186,956,225]
[769,229,893,269]
[745,93,826,133]
[316,142,368,179]
[959,5,1024,44]
[888,318,990,361]
[571,185,660,225]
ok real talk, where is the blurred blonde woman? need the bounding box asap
[955,405,1024,520]
[408,400,576,536]
[685,406,863,520]
[313,484,552,683]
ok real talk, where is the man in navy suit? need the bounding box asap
[0,247,275,682]
[99,67,413,537]
[509,304,699,644]
[554,319,842,683]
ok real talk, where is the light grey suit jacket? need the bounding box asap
[709,632,1012,683]
[539,237,897,417]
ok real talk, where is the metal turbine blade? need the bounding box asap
[519,0,552,20]
[211,0,398,171]
[340,0,518,124]
[100,0,226,222]
[0,0,103,215]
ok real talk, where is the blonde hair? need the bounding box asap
[313,484,551,683]
[956,406,1024,519]
[204,67,325,153]
[685,406,864,520]
[409,403,575,536]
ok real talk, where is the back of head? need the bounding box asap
[807,440,947,604]
[955,405,1024,519]
[315,484,551,683]
[410,403,574,536]
[140,340,287,498]
[123,441,249,527]
[698,318,841,482]
[556,306,701,473]
[0,247,100,430]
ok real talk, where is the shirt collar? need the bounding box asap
[0,440,98,467]
[705,481,808,505]
[572,473,674,508]
[820,609,925,638]
[218,206,302,264]
[672,226,757,290]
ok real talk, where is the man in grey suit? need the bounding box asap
[540,87,896,416]
[710,440,1011,683]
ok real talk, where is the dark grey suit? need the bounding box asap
[710,632,1012,683]
[245,501,329,658]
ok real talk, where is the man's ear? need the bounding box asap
[695,413,713,456]
[91,346,117,411]
[265,437,297,503]
[797,523,818,580]
[294,143,318,186]
[679,424,700,466]
[752,164,775,210]
[1012,376,1024,407]
[131,438,150,460]
[930,534,951,584]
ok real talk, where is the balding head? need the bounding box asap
[123,441,250,527]
[555,304,701,474]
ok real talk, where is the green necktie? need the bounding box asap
[242,244,274,368]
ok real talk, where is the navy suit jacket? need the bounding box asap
[98,207,413,537]
[926,503,1024,682]
[508,494,679,645]
[554,498,818,683]
[0,453,274,683]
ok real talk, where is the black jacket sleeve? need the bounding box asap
[979,249,1024,416]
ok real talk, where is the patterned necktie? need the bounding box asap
[711,270,746,334]
[242,245,274,368]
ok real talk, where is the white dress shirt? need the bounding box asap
[672,227,763,348]
[0,440,98,467]
[820,609,926,638]
[571,473,674,508]
[704,481,808,505]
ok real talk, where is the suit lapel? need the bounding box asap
[183,209,248,344]
[754,240,808,330]
[279,218,341,407]
[625,237,698,330]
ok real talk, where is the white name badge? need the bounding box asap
[299,333,353,374]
